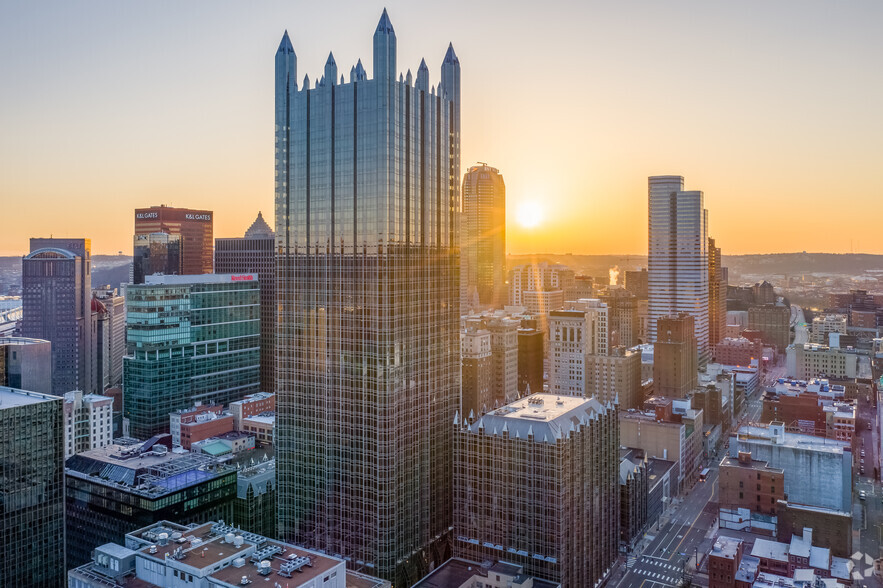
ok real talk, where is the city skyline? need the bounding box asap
[2,1,882,256]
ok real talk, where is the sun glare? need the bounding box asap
[516,201,544,229]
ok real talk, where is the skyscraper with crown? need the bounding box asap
[274,11,461,585]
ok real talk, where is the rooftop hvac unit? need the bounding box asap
[258,561,272,576]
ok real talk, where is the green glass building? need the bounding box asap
[123,274,260,440]
[0,386,65,588]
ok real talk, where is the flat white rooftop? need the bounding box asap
[0,386,61,408]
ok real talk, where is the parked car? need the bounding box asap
[860,491,867,500]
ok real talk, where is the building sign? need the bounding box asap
[231,275,255,281]
[185,214,212,221]
[136,212,159,219]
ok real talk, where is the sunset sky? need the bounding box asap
[1,1,881,256]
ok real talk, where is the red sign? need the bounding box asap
[231,275,254,281]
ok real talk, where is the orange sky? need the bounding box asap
[1,1,881,256]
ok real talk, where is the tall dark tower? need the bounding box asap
[274,11,461,585]
[462,164,506,311]
[22,238,94,394]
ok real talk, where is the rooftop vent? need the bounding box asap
[232,558,246,568]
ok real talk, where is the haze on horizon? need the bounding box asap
[1,0,881,256]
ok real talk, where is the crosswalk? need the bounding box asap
[629,555,682,586]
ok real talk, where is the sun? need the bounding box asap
[516,201,544,229]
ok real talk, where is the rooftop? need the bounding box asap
[720,454,784,474]
[0,386,61,409]
[751,538,789,562]
[735,424,849,455]
[460,393,613,444]
[412,557,559,588]
[143,273,258,285]
[709,536,742,560]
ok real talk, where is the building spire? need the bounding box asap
[416,58,429,92]
[373,8,396,81]
[325,52,338,86]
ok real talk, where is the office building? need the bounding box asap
[93,286,126,390]
[0,336,52,394]
[620,448,675,542]
[714,336,763,367]
[619,452,649,548]
[133,205,213,282]
[748,303,791,352]
[123,274,260,439]
[718,452,785,536]
[708,237,727,348]
[230,392,275,430]
[624,268,648,300]
[586,346,642,409]
[600,287,638,348]
[508,262,574,308]
[414,559,560,588]
[730,422,851,512]
[654,313,698,398]
[518,326,544,394]
[619,397,704,490]
[761,378,855,442]
[461,164,506,310]
[0,386,65,587]
[549,309,589,397]
[484,314,520,404]
[648,176,710,366]
[22,237,94,394]
[454,394,619,586]
[131,232,181,283]
[234,455,277,538]
[785,343,858,380]
[571,275,595,299]
[64,390,114,458]
[214,212,276,393]
[274,13,460,584]
[170,404,234,449]
[461,320,493,416]
[67,519,390,588]
[810,313,847,346]
[64,438,238,568]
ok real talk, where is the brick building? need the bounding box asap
[718,452,785,535]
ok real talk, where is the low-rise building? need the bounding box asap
[714,337,763,368]
[718,452,785,536]
[413,558,560,588]
[811,314,848,345]
[67,519,390,588]
[193,431,256,457]
[233,454,276,538]
[761,378,855,442]
[240,413,274,445]
[748,529,853,584]
[619,451,648,548]
[170,404,234,450]
[708,536,744,588]
[229,392,275,431]
[786,343,859,380]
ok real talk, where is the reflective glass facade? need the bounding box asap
[275,12,460,585]
[123,275,260,439]
[0,387,65,587]
[648,176,710,366]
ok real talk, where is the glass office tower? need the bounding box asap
[123,274,260,439]
[275,10,461,585]
[0,386,65,587]
[648,176,710,367]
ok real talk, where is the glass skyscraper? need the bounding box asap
[648,176,710,367]
[123,274,260,439]
[0,386,65,587]
[275,10,461,585]
[461,164,506,310]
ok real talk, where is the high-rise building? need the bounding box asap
[586,346,642,409]
[22,238,94,394]
[0,336,52,394]
[454,394,619,586]
[0,386,65,587]
[123,274,260,439]
[707,238,727,351]
[461,164,506,311]
[215,212,276,392]
[461,320,493,416]
[63,390,114,458]
[133,205,213,283]
[601,287,639,348]
[131,232,180,283]
[274,13,460,584]
[624,268,648,300]
[517,326,544,394]
[748,303,791,352]
[648,176,710,366]
[654,313,698,398]
[485,314,520,405]
[64,438,238,568]
[508,262,574,307]
[93,286,126,391]
[549,309,589,397]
